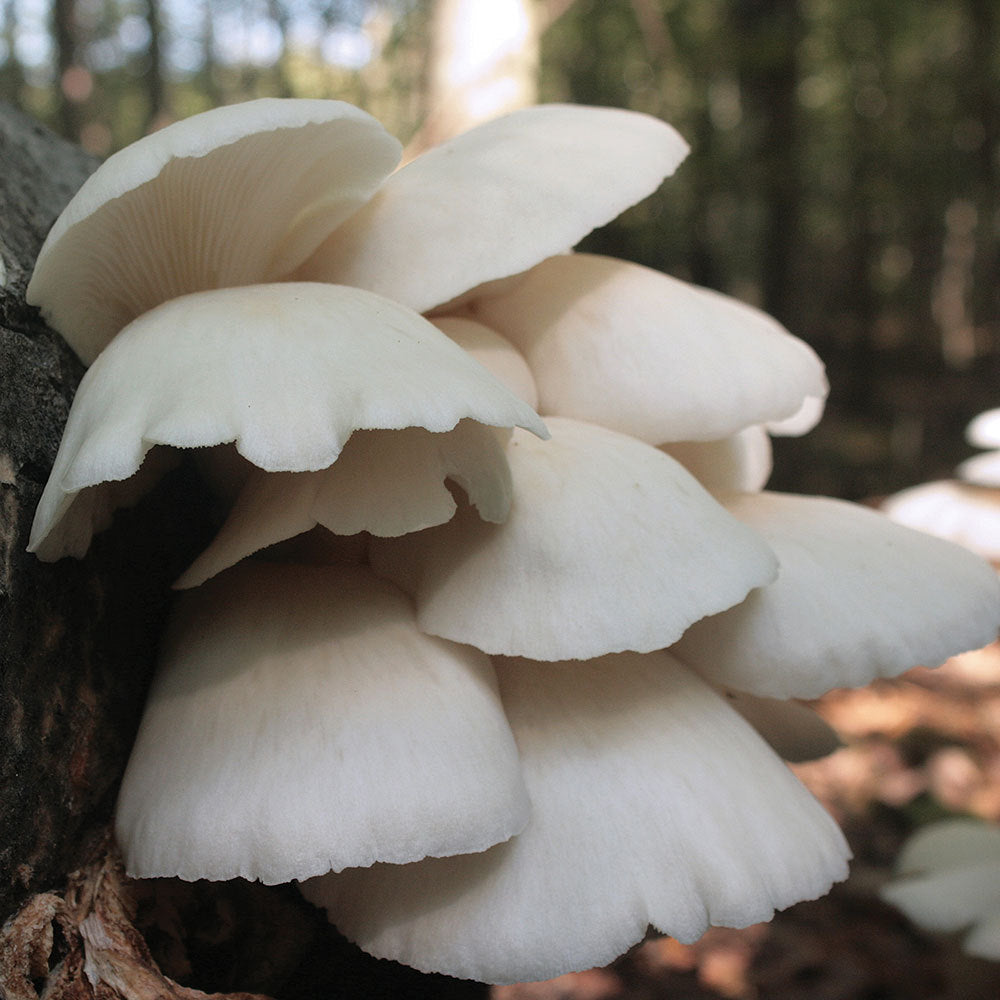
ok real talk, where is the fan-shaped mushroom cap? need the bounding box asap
[29,282,546,562]
[116,563,530,884]
[661,426,773,495]
[370,417,777,661]
[28,99,401,363]
[295,104,689,313]
[302,652,849,984]
[882,819,1000,956]
[673,492,1000,699]
[468,253,828,443]
[175,421,512,589]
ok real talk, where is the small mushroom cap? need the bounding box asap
[468,253,828,443]
[661,426,773,495]
[175,421,513,589]
[28,99,402,363]
[673,492,1000,700]
[967,408,1000,449]
[882,480,1000,561]
[115,562,530,884]
[29,282,546,561]
[957,450,1000,488]
[295,104,689,313]
[882,820,1000,944]
[370,417,778,661]
[302,651,849,984]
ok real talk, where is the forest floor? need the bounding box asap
[494,643,1000,1000]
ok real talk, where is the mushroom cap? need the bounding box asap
[115,562,530,884]
[673,492,1000,699]
[882,480,1000,562]
[370,417,777,661]
[295,104,689,313]
[469,253,828,444]
[175,421,513,589]
[303,651,849,984]
[29,282,546,561]
[28,99,402,363]
[957,450,1000,489]
[661,425,773,495]
[967,408,1000,449]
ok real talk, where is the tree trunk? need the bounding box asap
[0,103,488,1000]
[409,0,540,153]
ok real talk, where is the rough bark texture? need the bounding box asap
[0,104,488,1000]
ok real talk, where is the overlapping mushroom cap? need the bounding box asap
[27,97,1000,987]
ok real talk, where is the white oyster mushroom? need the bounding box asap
[370,417,778,661]
[302,651,849,984]
[294,104,689,314]
[673,492,1000,699]
[882,819,1000,960]
[29,102,687,367]
[116,562,530,884]
[966,408,1000,449]
[957,450,1000,488]
[27,99,402,364]
[175,421,513,589]
[29,283,546,562]
[468,253,828,443]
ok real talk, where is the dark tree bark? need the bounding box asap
[0,103,488,1000]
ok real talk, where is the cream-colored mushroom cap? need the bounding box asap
[116,563,530,884]
[469,253,828,443]
[673,492,1000,699]
[295,104,689,315]
[29,282,546,562]
[28,99,401,363]
[303,652,849,984]
[370,417,777,661]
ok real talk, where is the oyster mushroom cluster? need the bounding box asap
[28,98,1000,985]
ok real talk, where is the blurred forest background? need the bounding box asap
[1,0,998,501]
